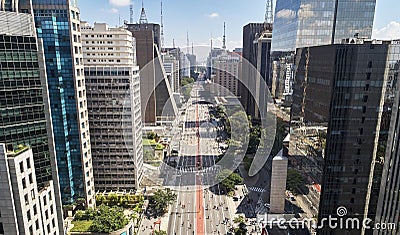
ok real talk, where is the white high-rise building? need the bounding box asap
[162,53,180,93]
[0,144,60,235]
[81,22,143,191]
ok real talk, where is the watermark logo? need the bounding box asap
[258,206,396,231]
[336,206,347,217]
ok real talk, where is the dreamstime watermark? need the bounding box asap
[258,207,396,231]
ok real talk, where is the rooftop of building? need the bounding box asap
[6,144,29,158]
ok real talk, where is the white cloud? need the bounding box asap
[108,8,119,14]
[109,0,130,7]
[373,21,400,40]
[298,4,313,19]
[207,12,219,19]
[276,9,296,19]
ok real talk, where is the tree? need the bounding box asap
[233,215,245,224]
[90,206,129,233]
[181,77,195,87]
[235,222,248,235]
[153,230,168,235]
[216,170,243,194]
[286,169,307,195]
[147,132,159,140]
[149,188,177,216]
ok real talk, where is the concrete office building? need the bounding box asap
[207,47,226,79]
[213,51,241,97]
[240,23,273,118]
[82,22,144,192]
[125,6,177,124]
[0,145,60,235]
[269,150,288,214]
[17,0,95,207]
[0,9,65,232]
[180,52,191,78]
[291,39,400,235]
[162,52,180,93]
[186,53,196,77]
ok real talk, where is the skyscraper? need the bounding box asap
[374,73,400,234]
[82,22,144,192]
[240,23,272,118]
[125,5,178,125]
[0,8,65,233]
[271,0,376,52]
[291,39,400,235]
[271,0,377,104]
[213,51,241,97]
[22,0,95,207]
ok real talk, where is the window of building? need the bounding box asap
[24,194,29,205]
[33,204,37,215]
[26,159,31,169]
[20,161,24,173]
[22,178,26,189]
[27,209,31,221]
[28,173,33,184]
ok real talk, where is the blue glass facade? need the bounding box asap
[30,0,85,204]
[271,0,376,52]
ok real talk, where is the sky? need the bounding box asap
[79,0,400,59]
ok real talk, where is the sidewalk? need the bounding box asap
[138,204,171,234]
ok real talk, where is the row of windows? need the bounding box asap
[84,34,114,38]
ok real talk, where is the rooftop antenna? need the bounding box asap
[139,0,148,24]
[129,1,134,24]
[160,0,164,50]
[186,31,190,54]
[222,22,226,50]
[265,0,273,24]
[210,33,213,79]
[192,42,194,55]
[173,38,175,48]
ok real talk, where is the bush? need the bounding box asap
[95,194,144,209]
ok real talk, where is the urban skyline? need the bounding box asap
[1,0,400,234]
[79,0,400,54]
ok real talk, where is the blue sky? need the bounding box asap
[79,0,400,52]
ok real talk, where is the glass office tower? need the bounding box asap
[271,0,376,52]
[0,9,65,233]
[24,0,95,207]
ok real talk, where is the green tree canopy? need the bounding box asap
[149,188,177,216]
[286,169,307,194]
[216,170,243,194]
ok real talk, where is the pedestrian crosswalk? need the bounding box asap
[255,205,269,214]
[248,187,266,193]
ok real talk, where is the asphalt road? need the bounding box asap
[167,83,234,235]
